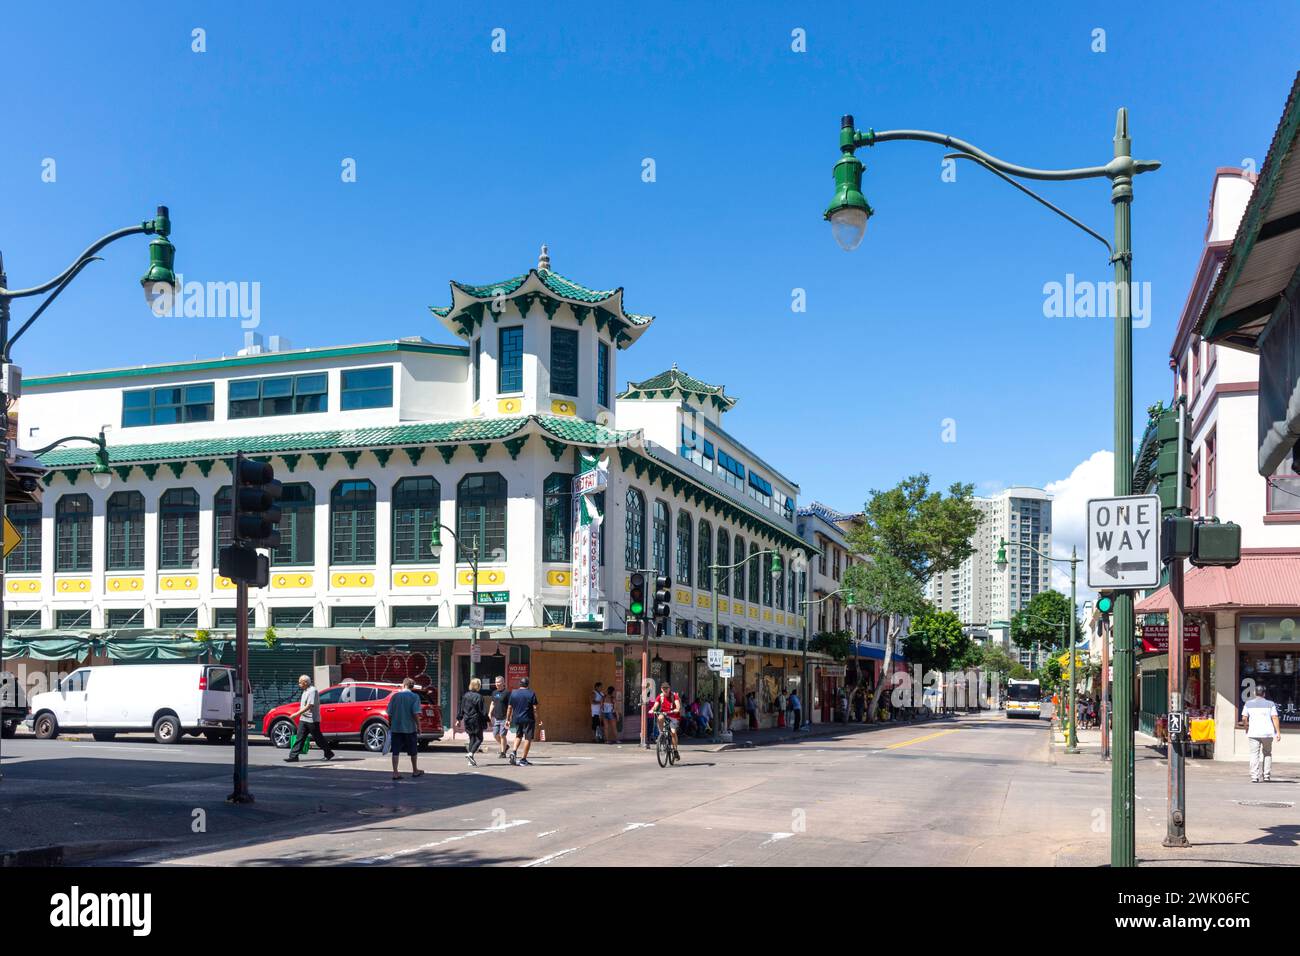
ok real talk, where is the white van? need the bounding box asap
[28,664,242,744]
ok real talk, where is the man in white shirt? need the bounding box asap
[1239,687,1282,783]
[591,682,605,742]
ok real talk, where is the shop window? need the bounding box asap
[107,608,145,629]
[158,608,198,628]
[55,493,93,572]
[159,488,200,569]
[273,483,315,566]
[331,480,377,565]
[330,606,376,627]
[456,473,508,562]
[106,491,146,571]
[5,502,41,574]
[543,473,572,563]
[339,366,393,410]
[392,476,439,564]
[391,605,439,628]
[270,606,314,628]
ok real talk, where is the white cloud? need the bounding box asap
[1044,450,1114,600]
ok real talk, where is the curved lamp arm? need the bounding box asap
[29,432,107,457]
[0,215,167,301]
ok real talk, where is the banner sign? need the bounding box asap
[1140,621,1200,654]
[571,453,608,625]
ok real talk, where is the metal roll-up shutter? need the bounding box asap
[221,644,318,725]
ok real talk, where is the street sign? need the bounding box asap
[467,605,485,629]
[707,648,724,670]
[2,516,21,559]
[1166,710,1185,739]
[720,656,734,679]
[470,643,482,663]
[1086,494,1161,589]
[478,590,509,605]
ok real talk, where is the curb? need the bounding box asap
[1,838,176,868]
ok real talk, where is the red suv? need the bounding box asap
[262,681,443,753]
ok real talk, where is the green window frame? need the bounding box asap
[272,483,316,566]
[550,326,579,397]
[652,500,670,576]
[749,542,761,604]
[330,606,376,627]
[498,327,523,393]
[625,487,645,570]
[456,473,508,562]
[392,476,440,564]
[597,340,610,407]
[107,608,145,629]
[732,535,745,600]
[339,366,393,410]
[106,491,146,571]
[697,519,712,591]
[675,510,692,585]
[55,494,93,573]
[543,473,572,563]
[7,609,42,630]
[716,528,730,596]
[56,609,91,629]
[228,372,327,418]
[330,480,377,565]
[122,383,214,427]
[391,605,439,628]
[270,606,314,628]
[159,488,200,569]
[5,502,41,574]
[214,607,255,629]
[158,608,198,628]
[473,337,482,403]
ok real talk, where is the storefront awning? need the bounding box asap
[1135,553,1300,614]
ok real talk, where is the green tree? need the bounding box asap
[808,630,853,661]
[1010,589,1079,657]
[904,610,973,675]
[844,474,983,720]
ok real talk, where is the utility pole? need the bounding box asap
[1164,398,1190,847]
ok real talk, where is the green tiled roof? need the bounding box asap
[36,416,631,468]
[619,364,737,411]
[430,260,654,350]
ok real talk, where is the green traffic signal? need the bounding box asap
[630,572,646,617]
[1096,596,1113,615]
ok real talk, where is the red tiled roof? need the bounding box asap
[1135,554,1300,614]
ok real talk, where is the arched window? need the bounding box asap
[159,488,200,569]
[697,519,713,591]
[331,479,377,565]
[652,501,670,576]
[543,473,572,563]
[214,486,233,561]
[675,511,692,585]
[55,494,93,572]
[624,487,645,570]
[6,502,42,573]
[775,555,785,609]
[392,477,440,564]
[106,491,145,570]
[732,534,745,600]
[788,567,797,612]
[273,483,316,566]
[749,542,761,604]
[715,528,729,596]
[456,473,508,561]
[762,545,774,607]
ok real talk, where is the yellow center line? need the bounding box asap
[885,728,962,750]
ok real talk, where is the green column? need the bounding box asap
[1110,107,1137,868]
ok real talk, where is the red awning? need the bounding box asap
[1135,554,1300,614]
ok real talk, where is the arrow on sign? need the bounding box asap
[1102,555,1149,578]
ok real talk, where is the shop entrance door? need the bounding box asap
[459,654,507,700]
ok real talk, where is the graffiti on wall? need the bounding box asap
[341,650,437,703]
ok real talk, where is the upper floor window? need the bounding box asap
[123,383,213,427]
[748,542,761,603]
[550,327,579,397]
[331,480,377,565]
[675,511,692,585]
[652,501,670,575]
[55,493,93,572]
[5,502,41,573]
[392,477,439,564]
[272,483,316,566]
[106,490,145,571]
[1267,458,1300,515]
[718,450,745,491]
[340,367,393,410]
[681,425,715,474]
[214,486,233,560]
[597,340,610,407]
[543,473,572,563]
[715,528,729,596]
[498,327,524,393]
[625,487,646,570]
[229,372,327,418]
[159,488,200,569]
[733,535,745,600]
[697,519,713,591]
[457,473,508,561]
[748,471,773,508]
[1205,430,1217,517]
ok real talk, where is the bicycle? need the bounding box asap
[654,713,680,767]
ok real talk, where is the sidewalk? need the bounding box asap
[668,711,955,752]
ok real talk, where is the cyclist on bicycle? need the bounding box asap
[649,681,683,755]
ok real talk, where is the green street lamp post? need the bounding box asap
[799,583,855,730]
[997,539,1081,752]
[829,110,1158,867]
[710,548,783,743]
[430,523,481,682]
[0,210,173,783]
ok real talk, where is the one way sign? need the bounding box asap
[1086,494,1161,590]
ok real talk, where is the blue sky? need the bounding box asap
[1,0,1295,540]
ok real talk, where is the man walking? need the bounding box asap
[285,674,335,763]
[1240,686,1282,783]
[388,677,424,781]
[790,688,802,731]
[506,676,541,766]
[490,676,511,759]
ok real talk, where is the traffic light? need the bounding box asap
[234,454,283,548]
[629,572,646,619]
[653,574,672,629]
[1096,594,1114,620]
[1191,518,1241,568]
[1154,405,1191,515]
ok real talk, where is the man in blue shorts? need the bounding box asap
[490,675,511,759]
[505,676,541,766]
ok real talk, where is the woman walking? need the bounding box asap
[459,677,488,767]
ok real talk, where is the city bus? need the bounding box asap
[1005,678,1042,719]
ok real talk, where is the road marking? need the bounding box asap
[522,847,579,867]
[358,818,530,864]
[537,830,559,838]
[885,729,962,750]
[760,832,794,847]
[622,822,654,832]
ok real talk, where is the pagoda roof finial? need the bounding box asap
[538,243,550,272]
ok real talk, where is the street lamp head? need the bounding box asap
[770,553,782,578]
[141,205,176,314]
[995,539,1008,569]
[826,117,872,251]
[92,467,112,491]
[429,524,442,553]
